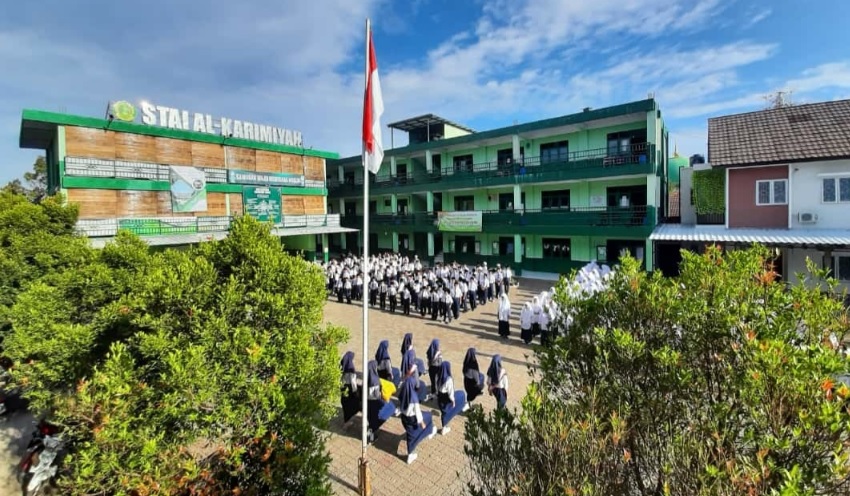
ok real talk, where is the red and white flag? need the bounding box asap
[362,26,384,175]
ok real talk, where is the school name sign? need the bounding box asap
[107,100,303,147]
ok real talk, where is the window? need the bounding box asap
[755,179,787,205]
[541,189,570,210]
[835,255,850,281]
[453,154,473,172]
[497,148,514,166]
[499,192,525,211]
[542,238,571,259]
[607,130,647,155]
[454,195,475,211]
[540,141,568,164]
[822,177,850,203]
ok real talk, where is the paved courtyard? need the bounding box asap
[322,278,552,496]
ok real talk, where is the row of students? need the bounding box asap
[495,290,560,345]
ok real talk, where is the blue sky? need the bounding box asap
[2,0,850,183]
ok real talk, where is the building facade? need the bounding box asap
[19,106,353,258]
[651,99,850,288]
[327,99,670,276]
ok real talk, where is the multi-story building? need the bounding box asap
[651,99,850,287]
[326,98,670,277]
[19,102,353,260]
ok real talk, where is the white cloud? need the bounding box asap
[744,8,772,28]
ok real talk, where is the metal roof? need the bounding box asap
[88,225,355,248]
[386,114,476,133]
[650,224,850,247]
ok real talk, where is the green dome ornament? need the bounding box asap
[668,142,689,186]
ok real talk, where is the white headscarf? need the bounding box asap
[498,293,511,321]
[520,302,533,329]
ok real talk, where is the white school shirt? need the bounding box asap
[487,371,508,392]
[343,372,358,392]
[454,286,463,299]
[443,293,453,305]
[403,401,424,423]
[367,384,382,401]
[439,376,456,398]
[498,302,511,322]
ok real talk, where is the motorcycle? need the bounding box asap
[18,420,64,495]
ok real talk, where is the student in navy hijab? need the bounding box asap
[436,361,469,435]
[402,349,430,399]
[426,339,443,397]
[400,332,426,378]
[462,348,486,402]
[340,351,361,423]
[365,360,396,444]
[486,354,509,410]
[374,340,399,384]
[398,375,437,464]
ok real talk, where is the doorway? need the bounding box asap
[499,236,515,256]
[455,236,476,254]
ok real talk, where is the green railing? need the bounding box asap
[328,143,655,195]
[520,258,588,275]
[442,253,517,268]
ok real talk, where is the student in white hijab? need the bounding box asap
[530,296,543,338]
[497,293,512,339]
[539,299,551,346]
[520,302,534,345]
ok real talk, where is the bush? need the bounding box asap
[464,246,850,495]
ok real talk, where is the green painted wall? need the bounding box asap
[283,234,316,251]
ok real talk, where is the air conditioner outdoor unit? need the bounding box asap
[798,212,818,223]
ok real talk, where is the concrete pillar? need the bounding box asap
[321,234,329,263]
[391,194,397,214]
[339,199,345,215]
[341,232,347,250]
[427,191,434,213]
[513,184,522,211]
[425,150,433,174]
[428,232,435,256]
[390,156,397,176]
[392,232,399,252]
[338,165,344,182]
[514,234,522,264]
[512,135,521,162]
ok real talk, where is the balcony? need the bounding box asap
[328,143,656,196]
[339,206,655,237]
[76,214,343,238]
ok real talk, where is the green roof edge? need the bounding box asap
[20,109,339,160]
[331,98,657,165]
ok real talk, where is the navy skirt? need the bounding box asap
[492,387,507,409]
[498,319,510,337]
[521,326,533,344]
[341,385,361,422]
[464,373,486,402]
[438,391,467,427]
[401,410,434,454]
[367,398,396,433]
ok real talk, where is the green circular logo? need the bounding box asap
[112,101,136,122]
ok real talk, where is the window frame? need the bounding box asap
[540,140,569,165]
[755,179,788,206]
[541,189,571,210]
[834,254,850,281]
[821,177,850,204]
[542,237,572,259]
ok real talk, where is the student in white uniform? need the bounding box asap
[497,293,512,339]
[486,355,508,410]
[436,361,469,435]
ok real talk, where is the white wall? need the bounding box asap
[790,159,850,229]
[786,247,850,292]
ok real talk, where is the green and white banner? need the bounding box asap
[243,186,282,223]
[228,169,305,188]
[169,165,207,213]
[437,211,483,232]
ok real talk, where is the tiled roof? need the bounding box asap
[708,99,850,167]
[650,224,850,247]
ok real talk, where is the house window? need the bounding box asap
[540,141,569,164]
[542,238,571,259]
[822,177,850,203]
[834,255,850,281]
[453,154,473,172]
[454,195,475,211]
[497,148,514,166]
[607,130,647,155]
[541,189,570,210]
[755,179,787,206]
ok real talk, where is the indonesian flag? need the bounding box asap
[362,26,384,175]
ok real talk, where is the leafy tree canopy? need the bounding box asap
[465,246,850,496]
[4,215,347,495]
[3,156,47,201]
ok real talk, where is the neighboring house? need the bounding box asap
[19,107,352,259]
[651,99,850,286]
[327,99,671,278]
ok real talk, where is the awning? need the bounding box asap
[650,224,850,248]
[88,225,356,249]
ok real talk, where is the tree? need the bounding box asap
[4,216,348,495]
[464,246,850,495]
[3,156,47,201]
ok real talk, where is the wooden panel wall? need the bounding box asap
[67,189,119,218]
[192,142,225,168]
[66,127,116,159]
[304,196,326,215]
[206,193,228,216]
[282,196,305,215]
[304,156,325,181]
[228,193,244,216]
[114,133,157,162]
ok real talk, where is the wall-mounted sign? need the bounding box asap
[243,186,282,223]
[107,100,303,147]
[437,211,483,232]
[169,165,208,213]
[228,169,305,188]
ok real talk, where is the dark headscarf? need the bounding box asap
[398,376,420,411]
[375,340,390,362]
[437,361,452,389]
[463,348,479,374]
[487,354,503,384]
[367,360,380,389]
[401,333,413,355]
[341,351,356,374]
[426,339,440,363]
[401,349,417,376]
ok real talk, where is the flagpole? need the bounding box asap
[359,17,373,496]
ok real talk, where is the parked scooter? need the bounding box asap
[18,420,64,495]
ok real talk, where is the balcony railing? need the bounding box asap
[328,143,655,194]
[76,214,343,238]
[339,206,655,232]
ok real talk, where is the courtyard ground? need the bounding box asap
[322,278,551,496]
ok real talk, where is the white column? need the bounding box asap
[427,191,434,213]
[514,234,522,264]
[339,199,345,215]
[338,165,344,182]
[513,184,522,211]
[425,150,433,174]
[512,135,521,162]
[428,233,435,256]
[390,156,397,176]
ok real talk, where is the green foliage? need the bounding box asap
[3,215,347,495]
[3,156,47,201]
[693,168,726,215]
[464,246,850,495]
